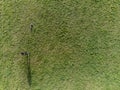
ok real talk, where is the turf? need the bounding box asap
[1,0,120,90]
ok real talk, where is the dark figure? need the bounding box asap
[20,52,31,86]
[21,52,28,55]
[30,24,33,31]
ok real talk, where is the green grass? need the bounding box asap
[1,0,120,90]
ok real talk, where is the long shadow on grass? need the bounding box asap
[27,54,32,86]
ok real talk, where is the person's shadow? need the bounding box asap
[26,53,32,86]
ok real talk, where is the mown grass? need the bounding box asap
[1,0,120,90]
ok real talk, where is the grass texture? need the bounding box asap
[1,0,120,90]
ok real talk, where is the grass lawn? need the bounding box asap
[1,0,120,90]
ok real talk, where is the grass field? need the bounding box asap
[1,0,120,90]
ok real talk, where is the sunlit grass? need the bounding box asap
[1,0,120,90]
